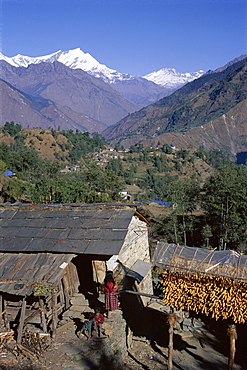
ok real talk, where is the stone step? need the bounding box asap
[62,306,94,319]
[70,295,89,306]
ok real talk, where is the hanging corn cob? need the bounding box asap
[162,270,247,323]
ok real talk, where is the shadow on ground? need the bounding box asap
[120,290,247,370]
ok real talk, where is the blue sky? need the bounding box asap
[1,0,246,75]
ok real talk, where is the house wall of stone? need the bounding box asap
[116,216,153,298]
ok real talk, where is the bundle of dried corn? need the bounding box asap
[162,271,247,323]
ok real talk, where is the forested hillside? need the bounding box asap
[1,123,247,253]
[103,57,247,156]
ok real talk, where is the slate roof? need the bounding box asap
[0,204,137,256]
[0,252,75,295]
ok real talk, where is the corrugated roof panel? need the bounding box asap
[0,209,17,218]
[11,210,42,219]
[27,218,51,228]
[126,259,152,283]
[0,227,22,237]
[52,239,89,253]
[25,238,57,251]
[45,218,69,229]
[17,228,49,238]
[32,264,54,282]
[0,253,75,295]
[60,218,84,229]
[0,238,31,251]
[42,210,72,218]
[0,205,138,255]
[15,255,41,280]
[102,229,128,240]
[78,219,104,228]
[46,229,70,239]
[3,219,30,227]
[0,254,18,278]
[114,209,135,219]
[47,255,75,283]
[0,219,7,227]
[0,255,9,277]
[91,209,116,219]
[8,255,32,280]
[69,209,95,218]
[84,240,123,255]
[99,218,131,229]
[67,228,127,240]
[67,229,94,240]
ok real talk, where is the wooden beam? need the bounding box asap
[134,210,149,224]
[51,293,58,340]
[39,298,48,333]
[227,324,237,370]
[0,296,2,327]
[23,308,41,327]
[167,313,178,370]
[62,275,70,309]
[3,297,10,330]
[17,298,26,344]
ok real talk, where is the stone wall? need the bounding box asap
[116,215,153,298]
[102,309,128,363]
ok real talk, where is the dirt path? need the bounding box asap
[0,320,246,370]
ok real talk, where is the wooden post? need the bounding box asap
[62,275,70,309]
[167,313,178,370]
[3,297,10,330]
[227,324,237,370]
[0,296,2,328]
[17,297,26,344]
[58,281,65,307]
[51,293,58,340]
[39,298,48,333]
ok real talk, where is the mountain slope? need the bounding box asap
[0,60,140,128]
[0,48,203,106]
[0,79,107,133]
[103,57,247,155]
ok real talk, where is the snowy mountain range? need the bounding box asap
[144,68,204,88]
[0,48,204,88]
[1,48,245,146]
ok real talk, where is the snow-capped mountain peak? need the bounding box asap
[143,67,204,88]
[0,50,64,67]
[0,48,204,88]
[56,48,131,82]
[0,48,132,84]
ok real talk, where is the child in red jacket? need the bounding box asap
[92,307,104,337]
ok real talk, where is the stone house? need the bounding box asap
[0,203,153,342]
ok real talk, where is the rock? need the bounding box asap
[70,295,89,306]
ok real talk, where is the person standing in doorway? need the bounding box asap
[104,273,119,318]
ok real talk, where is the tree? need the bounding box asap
[3,121,22,137]
[0,142,10,162]
[153,212,183,245]
[162,144,173,154]
[164,177,200,245]
[201,165,247,249]
[201,224,213,249]
[1,178,25,202]
[0,159,7,172]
